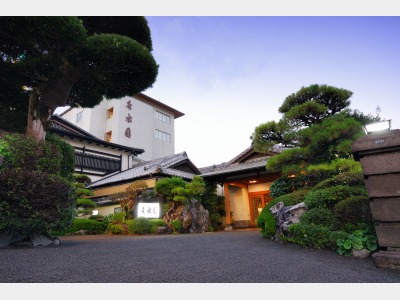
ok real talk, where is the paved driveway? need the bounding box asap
[1,229,399,283]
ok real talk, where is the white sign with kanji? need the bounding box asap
[137,203,160,219]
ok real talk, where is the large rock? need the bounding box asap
[167,199,210,233]
[270,201,306,240]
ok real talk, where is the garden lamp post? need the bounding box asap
[351,119,400,270]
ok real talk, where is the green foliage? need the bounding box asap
[112,212,125,223]
[68,218,104,233]
[304,185,367,210]
[284,223,332,249]
[0,133,63,175]
[72,174,92,185]
[300,208,341,230]
[200,181,225,230]
[269,175,309,198]
[0,16,158,134]
[0,169,75,236]
[266,147,310,175]
[171,219,182,233]
[45,133,75,180]
[333,196,373,225]
[336,230,378,256]
[128,217,152,234]
[155,176,205,204]
[313,171,365,190]
[76,198,96,209]
[108,223,124,235]
[278,84,353,127]
[149,218,167,234]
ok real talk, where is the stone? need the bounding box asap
[352,249,370,258]
[270,201,306,240]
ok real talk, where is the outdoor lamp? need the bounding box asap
[363,120,392,134]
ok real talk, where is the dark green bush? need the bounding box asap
[72,174,92,185]
[0,133,62,175]
[76,198,96,209]
[270,175,309,198]
[128,217,152,234]
[0,169,75,236]
[68,218,104,233]
[300,208,341,230]
[304,185,367,210]
[45,133,75,180]
[334,195,373,225]
[285,223,331,249]
[313,171,365,190]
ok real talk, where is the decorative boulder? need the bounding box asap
[270,201,306,240]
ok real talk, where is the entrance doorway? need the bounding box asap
[249,191,272,227]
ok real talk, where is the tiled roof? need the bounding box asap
[49,115,144,155]
[201,144,290,178]
[87,152,198,188]
[201,156,269,178]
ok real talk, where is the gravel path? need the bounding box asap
[1,230,400,283]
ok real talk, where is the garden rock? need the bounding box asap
[270,201,306,240]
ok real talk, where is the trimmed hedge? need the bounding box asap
[334,195,373,225]
[68,218,104,233]
[304,185,367,210]
[300,207,341,230]
[285,223,332,249]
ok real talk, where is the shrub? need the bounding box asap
[304,185,367,210]
[108,223,124,234]
[72,174,92,185]
[333,195,373,225]
[285,223,331,249]
[0,169,75,236]
[300,208,341,230]
[76,198,96,209]
[149,218,167,234]
[336,229,378,256]
[112,212,125,223]
[68,218,104,233]
[269,175,309,198]
[0,133,62,175]
[329,230,349,250]
[171,219,182,233]
[128,217,152,234]
[313,171,365,190]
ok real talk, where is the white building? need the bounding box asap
[60,93,184,162]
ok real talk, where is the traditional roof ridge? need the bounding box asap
[87,151,198,189]
[49,115,144,155]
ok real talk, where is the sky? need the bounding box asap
[139,16,400,167]
[7,2,400,170]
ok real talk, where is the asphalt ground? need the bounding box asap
[1,229,400,284]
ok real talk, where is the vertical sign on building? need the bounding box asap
[125,100,132,138]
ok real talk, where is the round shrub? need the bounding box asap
[300,208,340,230]
[304,185,367,210]
[149,218,167,234]
[313,171,365,190]
[333,195,373,225]
[112,212,124,222]
[285,223,331,249]
[108,223,124,234]
[0,133,62,175]
[68,218,104,233]
[128,217,152,234]
[0,169,75,236]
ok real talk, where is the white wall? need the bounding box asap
[248,182,272,193]
[229,185,250,222]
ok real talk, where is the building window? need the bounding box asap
[105,130,112,142]
[155,129,171,142]
[76,111,83,123]
[106,107,114,119]
[114,207,122,213]
[155,110,171,124]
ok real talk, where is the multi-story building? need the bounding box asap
[60,93,184,162]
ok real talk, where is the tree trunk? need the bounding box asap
[26,60,81,141]
[26,89,47,141]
